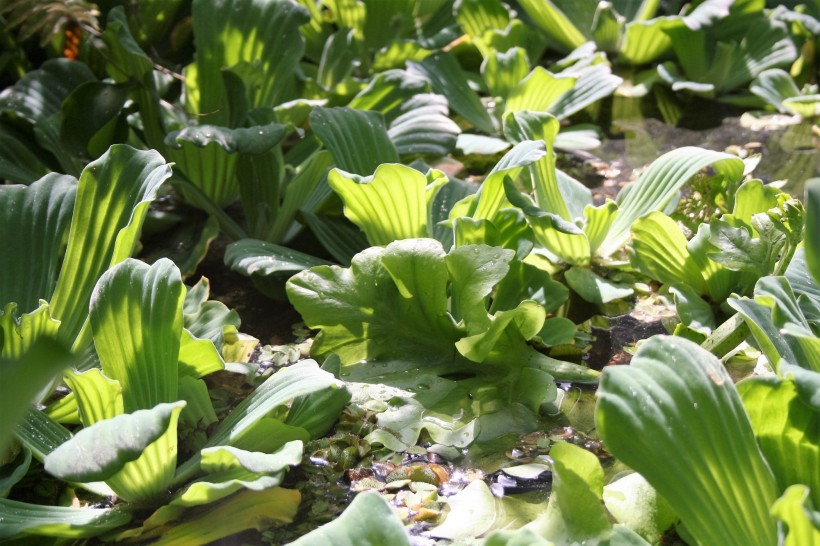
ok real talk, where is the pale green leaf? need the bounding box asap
[289,491,410,546]
[446,245,514,329]
[629,212,706,293]
[596,336,780,546]
[482,47,530,99]
[619,18,678,65]
[44,401,185,483]
[174,361,343,485]
[738,374,820,506]
[429,480,497,539]
[771,485,820,546]
[152,488,300,546]
[528,441,610,543]
[547,64,622,120]
[516,0,588,52]
[603,472,677,542]
[599,146,743,256]
[505,68,577,115]
[387,93,460,156]
[806,179,820,284]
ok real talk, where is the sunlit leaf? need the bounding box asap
[49,145,173,350]
[289,491,409,545]
[597,336,780,546]
[44,401,185,484]
[598,146,743,256]
[738,373,820,506]
[770,485,820,546]
[328,164,448,246]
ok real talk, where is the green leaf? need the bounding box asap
[596,336,780,546]
[49,145,173,350]
[516,0,588,52]
[482,47,530,100]
[429,480,497,540]
[0,58,95,126]
[174,360,344,485]
[60,81,129,158]
[289,491,410,545]
[387,93,461,157]
[547,64,622,120]
[182,277,241,351]
[738,374,820,507]
[505,68,577,115]
[189,0,310,123]
[528,441,611,543]
[286,386,352,439]
[0,124,50,183]
[771,485,820,546]
[0,174,76,313]
[565,267,633,304]
[151,487,300,546]
[806,179,820,284]
[287,239,459,363]
[310,107,400,175]
[751,68,803,114]
[669,283,716,333]
[226,239,332,282]
[90,259,184,412]
[44,401,185,483]
[410,52,496,133]
[446,245,515,329]
[603,472,677,542]
[619,18,677,65]
[0,447,31,498]
[629,211,707,293]
[347,69,429,121]
[329,164,448,246]
[0,497,131,539]
[599,146,744,257]
[0,338,75,455]
[166,124,287,207]
[469,140,547,222]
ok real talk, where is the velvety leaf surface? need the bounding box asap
[310,107,399,175]
[288,491,410,546]
[599,147,743,256]
[596,336,779,546]
[0,174,76,313]
[90,259,184,412]
[49,145,172,350]
[44,401,185,483]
